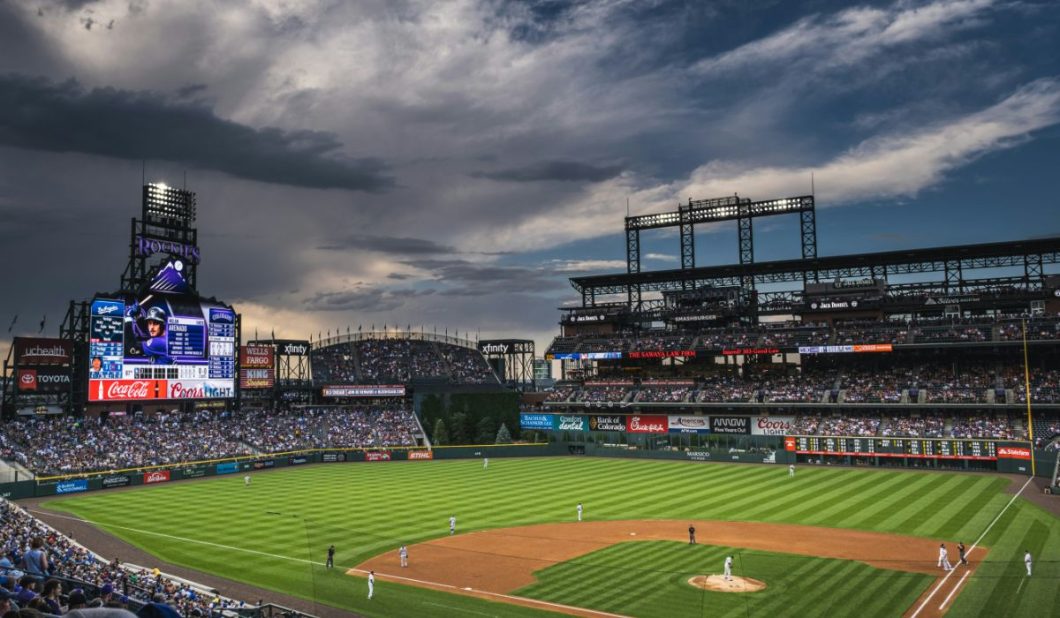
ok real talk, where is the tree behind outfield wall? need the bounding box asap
[495,423,512,444]
[475,416,496,444]
[449,411,470,444]
[432,418,449,446]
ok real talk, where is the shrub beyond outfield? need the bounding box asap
[43,458,1058,617]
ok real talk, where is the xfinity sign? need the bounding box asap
[281,343,309,356]
[480,343,510,355]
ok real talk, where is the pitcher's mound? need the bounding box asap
[688,575,767,593]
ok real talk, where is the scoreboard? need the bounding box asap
[789,436,998,460]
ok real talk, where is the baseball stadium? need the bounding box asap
[0,183,1057,618]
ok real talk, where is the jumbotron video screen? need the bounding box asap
[88,261,236,402]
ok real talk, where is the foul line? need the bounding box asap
[909,476,1033,618]
[33,510,628,618]
[346,567,630,618]
[937,570,970,611]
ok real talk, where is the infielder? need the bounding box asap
[244,475,251,486]
[326,545,335,569]
[938,543,953,571]
[577,502,583,522]
[1024,550,1032,576]
[957,542,967,566]
[367,571,375,599]
[449,515,457,535]
[399,545,408,568]
[788,464,795,478]
[688,525,696,545]
[723,555,733,581]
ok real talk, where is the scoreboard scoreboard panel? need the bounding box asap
[791,436,998,460]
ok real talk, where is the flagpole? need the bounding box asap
[1022,319,1036,477]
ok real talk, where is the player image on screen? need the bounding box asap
[125,303,173,364]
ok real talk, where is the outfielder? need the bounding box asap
[938,543,953,571]
[788,464,795,478]
[326,545,335,569]
[1025,550,1032,576]
[244,475,251,486]
[367,571,375,599]
[577,502,583,522]
[723,555,733,581]
[399,545,408,568]
[483,457,489,469]
[449,515,457,535]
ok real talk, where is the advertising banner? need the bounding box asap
[215,462,241,474]
[183,466,208,478]
[289,456,310,465]
[627,350,696,359]
[627,415,668,434]
[101,475,131,489]
[551,352,622,360]
[751,416,796,436]
[322,453,346,463]
[143,470,171,484]
[56,480,88,494]
[365,451,392,462]
[520,413,554,430]
[14,338,73,366]
[784,436,797,451]
[240,345,275,389]
[17,367,71,393]
[588,415,627,432]
[710,416,751,434]
[997,446,1032,460]
[408,450,434,460]
[322,385,406,397]
[668,415,710,434]
[556,415,587,432]
[798,344,893,355]
[722,347,780,356]
[478,341,511,355]
[276,341,311,356]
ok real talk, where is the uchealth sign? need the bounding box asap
[669,415,710,434]
[752,416,795,436]
[627,415,668,434]
[14,337,73,366]
[710,416,750,434]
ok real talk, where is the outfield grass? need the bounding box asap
[517,541,932,618]
[42,458,1059,617]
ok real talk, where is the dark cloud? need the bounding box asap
[473,160,623,183]
[304,287,435,312]
[403,258,563,297]
[0,74,393,192]
[318,234,454,254]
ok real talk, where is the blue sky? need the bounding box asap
[0,0,1058,354]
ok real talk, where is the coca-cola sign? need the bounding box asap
[627,415,668,434]
[89,380,166,402]
[143,470,171,484]
[751,416,795,436]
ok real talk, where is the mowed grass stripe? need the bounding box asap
[42,458,1056,618]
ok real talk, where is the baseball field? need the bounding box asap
[37,458,1058,617]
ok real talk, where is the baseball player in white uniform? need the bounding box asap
[788,464,795,478]
[723,555,734,581]
[399,545,408,567]
[449,515,457,535]
[244,474,251,486]
[483,457,489,469]
[577,502,583,522]
[367,571,375,599]
[938,544,953,571]
[1024,550,1032,576]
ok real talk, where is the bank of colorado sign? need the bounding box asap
[588,415,626,432]
[627,415,668,434]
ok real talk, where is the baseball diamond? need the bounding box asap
[37,457,1058,617]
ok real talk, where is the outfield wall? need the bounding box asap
[0,442,562,500]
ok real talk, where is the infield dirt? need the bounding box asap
[353,519,979,618]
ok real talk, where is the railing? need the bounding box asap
[312,330,478,351]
